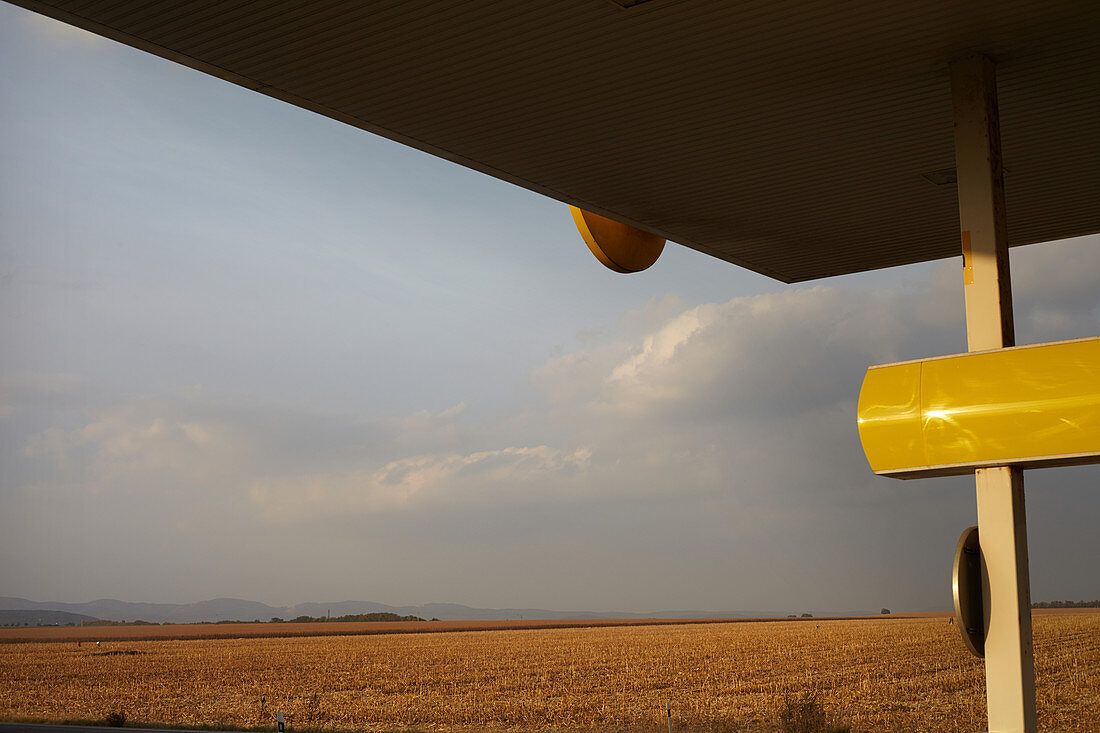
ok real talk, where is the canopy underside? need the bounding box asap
[12,0,1100,281]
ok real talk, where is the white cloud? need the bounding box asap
[20,396,250,488]
[248,444,593,521]
[543,285,925,427]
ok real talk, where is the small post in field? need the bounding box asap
[666,701,672,733]
[277,711,285,733]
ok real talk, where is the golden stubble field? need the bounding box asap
[2,614,1097,733]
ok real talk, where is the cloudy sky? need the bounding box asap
[1,4,1097,615]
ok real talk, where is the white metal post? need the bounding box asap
[950,53,1037,733]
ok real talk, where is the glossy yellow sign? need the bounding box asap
[857,337,1100,478]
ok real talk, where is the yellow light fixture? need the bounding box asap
[857,337,1100,478]
[570,205,665,273]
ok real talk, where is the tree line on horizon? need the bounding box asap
[1030,600,1100,609]
[269,613,429,623]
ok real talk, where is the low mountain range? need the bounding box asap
[0,609,100,626]
[0,596,773,624]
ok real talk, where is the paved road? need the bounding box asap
[0,725,229,733]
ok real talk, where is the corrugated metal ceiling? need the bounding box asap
[10,0,1100,281]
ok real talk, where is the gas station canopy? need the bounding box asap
[12,0,1100,282]
[12,4,1100,729]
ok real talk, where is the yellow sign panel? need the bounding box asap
[857,337,1100,478]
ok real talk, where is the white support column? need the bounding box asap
[950,53,1037,733]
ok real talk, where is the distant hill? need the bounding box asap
[0,609,100,626]
[0,596,762,624]
[0,596,282,624]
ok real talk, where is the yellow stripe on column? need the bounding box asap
[857,337,1100,478]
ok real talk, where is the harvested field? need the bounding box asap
[1,614,1097,732]
[0,616,922,645]
[3,610,1089,645]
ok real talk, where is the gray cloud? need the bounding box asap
[3,236,1096,611]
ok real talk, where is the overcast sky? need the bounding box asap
[1,4,1097,615]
